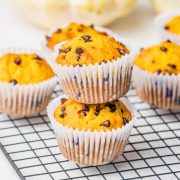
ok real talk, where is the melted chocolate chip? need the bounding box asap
[82,105,90,112]
[160,46,168,52]
[107,103,117,112]
[14,57,21,65]
[166,40,171,43]
[167,64,176,69]
[61,98,67,104]
[99,60,107,65]
[118,49,126,56]
[9,79,18,85]
[82,35,92,42]
[100,120,110,127]
[61,106,66,112]
[122,117,129,125]
[55,28,61,33]
[59,112,67,118]
[76,48,84,55]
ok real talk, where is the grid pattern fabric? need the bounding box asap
[0,86,180,180]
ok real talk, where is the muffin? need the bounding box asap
[155,11,180,45]
[133,41,180,109]
[49,31,136,104]
[47,95,137,166]
[44,23,109,51]
[0,48,57,116]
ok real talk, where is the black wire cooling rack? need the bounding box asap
[0,85,180,180]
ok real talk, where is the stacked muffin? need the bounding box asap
[47,23,137,165]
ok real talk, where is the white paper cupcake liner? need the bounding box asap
[0,47,57,116]
[47,95,137,166]
[155,11,180,45]
[133,66,180,109]
[48,28,136,104]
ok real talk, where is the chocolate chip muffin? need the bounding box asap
[56,32,129,66]
[45,23,108,50]
[50,30,135,104]
[0,48,57,116]
[0,53,54,84]
[54,98,132,132]
[47,96,136,166]
[133,41,180,109]
[155,11,180,45]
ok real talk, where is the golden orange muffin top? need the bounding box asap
[164,16,180,35]
[56,33,129,66]
[135,41,180,75]
[46,23,107,50]
[0,53,54,85]
[54,98,132,132]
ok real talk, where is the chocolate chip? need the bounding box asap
[160,46,168,52]
[123,117,129,125]
[82,35,92,42]
[59,49,63,54]
[59,112,66,118]
[64,47,71,53]
[166,87,173,97]
[14,57,21,65]
[76,48,84,55]
[99,60,107,65]
[61,98,67,104]
[103,74,109,82]
[121,108,124,113]
[76,55,81,61]
[78,110,87,116]
[118,49,126,56]
[167,64,176,69]
[156,69,162,74]
[35,55,42,60]
[94,105,101,116]
[9,79,18,85]
[61,106,66,112]
[82,105,90,112]
[100,120,110,127]
[140,48,144,52]
[46,35,50,40]
[164,25,169,30]
[166,39,171,43]
[107,103,117,112]
[90,24,94,29]
[55,28,61,33]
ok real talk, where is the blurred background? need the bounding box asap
[0,0,180,49]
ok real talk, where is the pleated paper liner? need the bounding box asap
[47,95,137,166]
[48,28,136,104]
[0,47,57,116]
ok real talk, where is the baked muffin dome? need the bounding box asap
[56,32,129,66]
[54,98,132,132]
[0,53,54,85]
[164,16,180,35]
[135,41,180,75]
[46,23,106,50]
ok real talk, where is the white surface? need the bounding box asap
[0,0,160,179]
